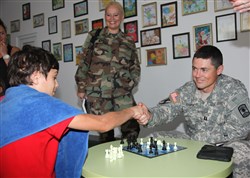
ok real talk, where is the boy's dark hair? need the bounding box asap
[0,77,6,96]
[193,45,223,69]
[0,18,7,32]
[8,45,59,86]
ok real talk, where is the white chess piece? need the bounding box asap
[174,142,178,151]
[167,142,170,151]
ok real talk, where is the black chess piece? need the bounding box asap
[162,140,166,151]
[138,144,143,153]
[149,145,153,154]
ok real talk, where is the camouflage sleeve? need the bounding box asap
[146,92,183,128]
[129,41,141,88]
[74,33,93,93]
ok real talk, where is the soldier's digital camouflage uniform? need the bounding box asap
[75,27,140,142]
[147,74,250,178]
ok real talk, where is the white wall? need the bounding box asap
[1,0,249,137]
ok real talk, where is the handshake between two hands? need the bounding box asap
[131,102,151,126]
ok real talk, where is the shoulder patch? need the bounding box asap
[238,104,250,118]
[170,92,180,104]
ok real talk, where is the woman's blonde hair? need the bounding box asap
[105,1,124,17]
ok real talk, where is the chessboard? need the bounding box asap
[121,137,187,158]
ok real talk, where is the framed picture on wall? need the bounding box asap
[33,13,44,28]
[142,2,157,27]
[48,16,57,35]
[22,3,30,21]
[140,27,161,47]
[172,32,190,59]
[92,18,103,30]
[75,46,84,65]
[123,0,137,18]
[42,40,51,52]
[216,13,237,42]
[61,19,71,39]
[193,23,212,51]
[124,20,138,43]
[10,20,20,33]
[214,0,233,12]
[53,43,62,61]
[74,0,88,18]
[99,0,114,11]
[75,19,89,35]
[137,47,141,64]
[182,0,207,16]
[63,43,73,62]
[240,12,250,32]
[161,1,178,28]
[146,47,167,67]
[52,0,64,11]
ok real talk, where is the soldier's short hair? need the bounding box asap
[193,45,223,69]
[105,1,124,17]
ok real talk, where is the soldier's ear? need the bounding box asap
[217,65,224,75]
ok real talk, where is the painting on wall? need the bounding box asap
[74,0,88,17]
[75,19,89,35]
[140,27,161,47]
[193,23,212,51]
[61,19,71,39]
[53,42,62,61]
[42,40,51,52]
[75,46,84,65]
[123,0,137,18]
[52,0,64,11]
[216,13,237,42]
[99,0,114,11]
[48,16,57,35]
[161,1,178,28]
[240,12,250,32]
[182,0,207,15]
[172,32,190,59]
[33,13,44,28]
[146,47,167,66]
[10,20,20,33]
[92,18,104,30]
[142,2,157,27]
[63,43,73,62]
[22,3,30,20]
[124,20,138,43]
[214,0,232,12]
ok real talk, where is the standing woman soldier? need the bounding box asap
[0,19,20,88]
[75,2,141,142]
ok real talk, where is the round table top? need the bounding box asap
[82,138,233,178]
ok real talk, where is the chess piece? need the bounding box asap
[174,142,178,151]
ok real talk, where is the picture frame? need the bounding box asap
[52,0,64,11]
[75,19,89,35]
[22,3,30,21]
[123,0,137,18]
[240,12,250,32]
[75,46,84,65]
[136,47,141,64]
[48,16,57,35]
[74,0,88,18]
[124,20,138,43]
[33,13,44,28]
[99,0,114,11]
[53,43,62,61]
[142,2,157,27]
[61,19,71,39]
[193,23,213,51]
[182,0,207,16]
[92,18,104,30]
[216,13,237,42]
[161,1,178,28]
[172,32,191,59]
[146,47,167,66]
[10,20,20,33]
[214,0,233,12]
[140,27,161,47]
[63,43,73,62]
[42,40,51,52]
